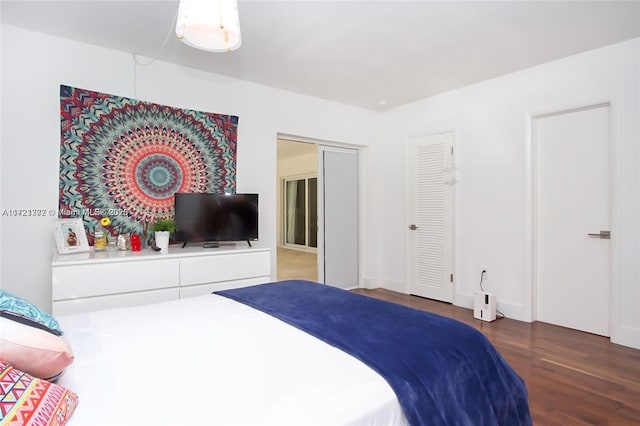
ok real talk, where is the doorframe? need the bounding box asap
[277,133,365,287]
[524,99,621,341]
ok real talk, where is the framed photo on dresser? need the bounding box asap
[53,218,89,254]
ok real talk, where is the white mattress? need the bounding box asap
[57,294,407,426]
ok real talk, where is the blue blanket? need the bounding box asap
[216,280,531,426]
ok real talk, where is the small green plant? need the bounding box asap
[150,217,177,234]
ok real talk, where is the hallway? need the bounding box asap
[276,247,317,282]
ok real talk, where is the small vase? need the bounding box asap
[117,233,130,251]
[94,223,108,251]
[130,234,141,252]
[155,231,170,254]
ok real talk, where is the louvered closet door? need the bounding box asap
[408,134,454,302]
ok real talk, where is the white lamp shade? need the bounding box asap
[176,0,241,52]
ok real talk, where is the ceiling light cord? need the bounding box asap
[132,8,179,98]
[132,7,179,67]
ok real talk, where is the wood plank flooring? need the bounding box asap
[351,288,640,425]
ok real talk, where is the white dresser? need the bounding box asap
[52,245,272,315]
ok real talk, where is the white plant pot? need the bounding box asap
[155,231,170,254]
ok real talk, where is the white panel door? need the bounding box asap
[319,147,358,289]
[408,134,454,302]
[535,104,610,336]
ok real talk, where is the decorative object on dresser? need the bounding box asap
[130,234,141,251]
[116,233,130,251]
[53,218,89,255]
[150,217,177,254]
[93,216,111,251]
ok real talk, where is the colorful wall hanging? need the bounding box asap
[59,85,237,242]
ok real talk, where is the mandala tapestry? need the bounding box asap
[59,85,237,242]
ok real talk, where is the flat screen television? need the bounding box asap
[174,193,258,247]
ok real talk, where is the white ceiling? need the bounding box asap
[2,1,639,111]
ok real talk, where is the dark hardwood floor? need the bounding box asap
[352,288,640,425]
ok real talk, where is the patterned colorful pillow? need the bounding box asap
[0,290,63,336]
[0,317,74,381]
[0,361,78,425]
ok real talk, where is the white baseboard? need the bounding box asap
[361,277,408,294]
[611,325,640,350]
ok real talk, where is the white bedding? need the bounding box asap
[57,293,407,426]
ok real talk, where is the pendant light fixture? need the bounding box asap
[175,0,241,52]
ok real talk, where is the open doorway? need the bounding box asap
[276,137,360,288]
[276,138,318,281]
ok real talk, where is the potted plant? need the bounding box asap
[150,217,177,254]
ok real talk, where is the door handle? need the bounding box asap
[587,230,610,239]
[409,224,418,230]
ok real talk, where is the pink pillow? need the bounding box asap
[0,316,74,380]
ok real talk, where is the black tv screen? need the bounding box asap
[174,193,258,244]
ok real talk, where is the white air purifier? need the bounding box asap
[473,291,496,322]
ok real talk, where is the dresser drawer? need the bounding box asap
[53,259,180,301]
[180,251,271,286]
[180,276,271,299]
[53,287,180,316]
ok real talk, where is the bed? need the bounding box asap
[54,280,531,426]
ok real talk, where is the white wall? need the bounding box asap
[378,38,640,348]
[0,24,382,311]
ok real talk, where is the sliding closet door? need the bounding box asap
[319,147,358,289]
